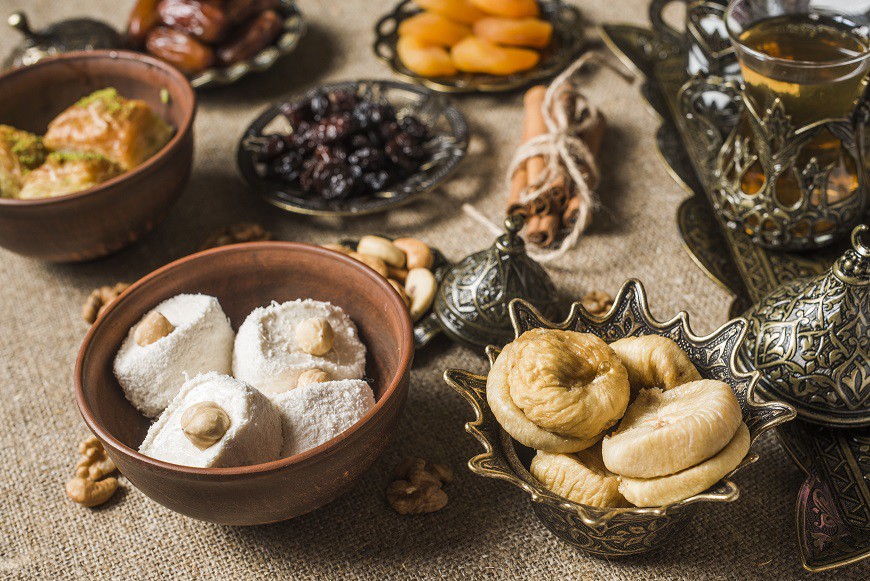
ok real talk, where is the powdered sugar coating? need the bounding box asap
[114,294,235,418]
[232,299,366,395]
[139,372,282,468]
[272,379,375,457]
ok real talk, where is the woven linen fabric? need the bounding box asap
[0,1,863,578]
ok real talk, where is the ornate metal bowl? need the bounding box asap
[373,0,585,94]
[237,79,468,216]
[444,279,796,558]
[188,0,305,89]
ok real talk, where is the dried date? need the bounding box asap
[216,9,283,65]
[225,0,280,26]
[127,0,161,49]
[146,26,216,74]
[157,0,229,43]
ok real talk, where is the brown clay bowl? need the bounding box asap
[0,50,196,262]
[75,243,414,525]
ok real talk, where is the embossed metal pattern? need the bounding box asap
[372,0,585,94]
[599,12,857,306]
[739,226,869,428]
[237,79,468,216]
[433,215,558,349]
[444,279,795,557]
[708,95,867,251]
[3,12,121,70]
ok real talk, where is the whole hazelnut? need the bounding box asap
[295,317,335,356]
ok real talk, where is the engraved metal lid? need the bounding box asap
[739,225,870,427]
[3,11,121,70]
[432,215,559,349]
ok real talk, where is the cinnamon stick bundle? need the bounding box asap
[507,84,605,247]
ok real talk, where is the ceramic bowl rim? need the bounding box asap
[0,49,196,208]
[74,242,415,478]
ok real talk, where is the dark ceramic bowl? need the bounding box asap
[75,243,414,525]
[0,50,195,262]
[445,280,796,558]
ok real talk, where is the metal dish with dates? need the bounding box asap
[373,0,585,93]
[129,0,305,90]
[237,79,468,216]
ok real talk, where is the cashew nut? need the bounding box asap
[387,264,408,283]
[134,311,175,346]
[322,243,352,255]
[297,368,330,388]
[388,279,411,308]
[405,268,437,322]
[66,476,118,507]
[349,252,389,278]
[295,317,335,356]
[394,238,434,270]
[181,401,231,450]
[358,235,406,268]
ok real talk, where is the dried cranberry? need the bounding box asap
[256,134,286,163]
[362,170,392,192]
[309,90,330,121]
[399,116,428,140]
[280,100,313,126]
[348,147,385,171]
[315,161,358,200]
[327,89,360,114]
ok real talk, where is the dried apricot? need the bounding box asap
[451,36,539,75]
[398,36,458,77]
[469,0,539,18]
[414,0,486,24]
[472,17,552,48]
[399,13,471,46]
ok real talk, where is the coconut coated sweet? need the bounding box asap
[139,372,282,468]
[272,379,375,457]
[114,293,235,417]
[233,299,367,395]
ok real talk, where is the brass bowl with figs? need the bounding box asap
[444,279,796,558]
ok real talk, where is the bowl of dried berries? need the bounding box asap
[237,79,468,216]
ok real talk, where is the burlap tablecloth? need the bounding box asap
[0,1,864,578]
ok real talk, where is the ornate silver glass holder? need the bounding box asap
[600,1,870,571]
[681,77,868,251]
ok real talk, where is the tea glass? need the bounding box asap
[707,0,870,249]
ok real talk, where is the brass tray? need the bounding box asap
[598,6,870,572]
[373,0,585,94]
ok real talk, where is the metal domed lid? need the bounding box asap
[433,215,559,349]
[739,224,869,427]
[4,12,121,70]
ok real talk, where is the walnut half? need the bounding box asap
[386,457,453,515]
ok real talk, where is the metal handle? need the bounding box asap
[649,0,688,40]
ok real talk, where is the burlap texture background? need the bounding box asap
[0,0,863,578]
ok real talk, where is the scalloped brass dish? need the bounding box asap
[444,279,796,557]
[373,0,585,94]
